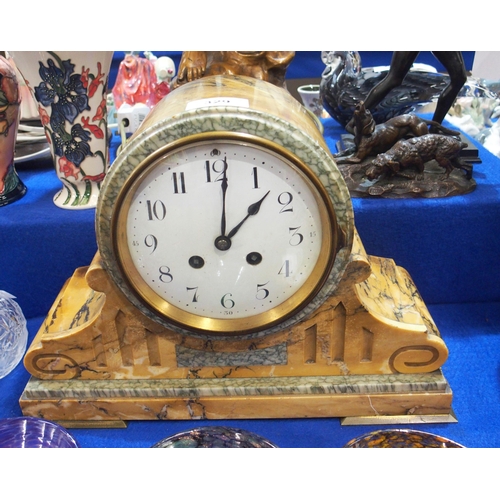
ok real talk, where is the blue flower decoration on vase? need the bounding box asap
[34,54,93,167]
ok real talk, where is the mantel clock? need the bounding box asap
[19,75,454,426]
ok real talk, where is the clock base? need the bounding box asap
[19,369,453,427]
[19,229,453,424]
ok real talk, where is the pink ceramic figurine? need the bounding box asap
[112,53,170,110]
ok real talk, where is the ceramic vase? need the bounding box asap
[0,55,26,207]
[297,84,323,117]
[9,51,113,209]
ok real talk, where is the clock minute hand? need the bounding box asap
[220,157,228,236]
[227,190,270,239]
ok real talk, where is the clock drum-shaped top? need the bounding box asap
[96,75,354,338]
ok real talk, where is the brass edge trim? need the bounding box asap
[111,132,338,336]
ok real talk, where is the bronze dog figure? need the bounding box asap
[336,102,459,164]
[366,134,470,180]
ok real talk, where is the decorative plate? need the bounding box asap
[0,417,79,448]
[344,429,464,448]
[152,426,278,448]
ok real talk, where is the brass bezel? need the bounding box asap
[112,131,339,336]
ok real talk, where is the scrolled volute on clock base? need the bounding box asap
[19,75,453,425]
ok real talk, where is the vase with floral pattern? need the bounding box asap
[9,51,113,209]
[0,55,26,207]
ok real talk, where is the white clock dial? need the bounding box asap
[116,138,336,335]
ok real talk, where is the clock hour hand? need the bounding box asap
[227,190,270,239]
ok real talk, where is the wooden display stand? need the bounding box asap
[19,231,454,426]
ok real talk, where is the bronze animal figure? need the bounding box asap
[320,51,451,128]
[366,134,470,180]
[344,51,467,133]
[336,102,460,164]
[362,51,467,125]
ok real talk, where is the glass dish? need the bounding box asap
[152,426,278,448]
[0,292,28,379]
[0,417,79,448]
[344,428,464,448]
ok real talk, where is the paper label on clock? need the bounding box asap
[185,97,250,110]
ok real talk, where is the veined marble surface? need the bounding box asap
[176,343,288,367]
[23,370,449,399]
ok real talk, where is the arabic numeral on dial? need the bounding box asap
[252,167,259,189]
[205,158,227,182]
[187,286,199,302]
[256,282,270,300]
[289,226,304,246]
[278,260,291,277]
[146,200,166,220]
[144,234,158,253]
[278,192,293,213]
[159,266,173,283]
[221,293,235,309]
